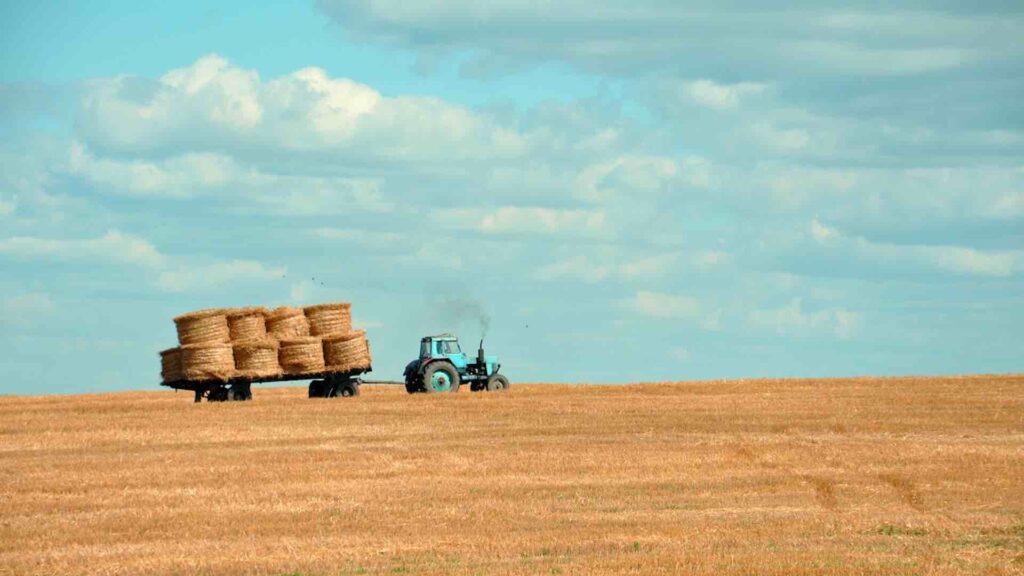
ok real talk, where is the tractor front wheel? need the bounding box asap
[486,374,510,392]
[422,363,460,394]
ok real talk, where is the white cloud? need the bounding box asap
[749,298,859,339]
[434,206,607,237]
[0,292,55,326]
[537,249,727,283]
[69,142,236,198]
[157,260,286,293]
[669,346,691,362]
[78,55,528,162]
[0,229,285,292]
[683,80,766,110]
[313,227,404,247]
[319,1,1011,77]
[810,219,1023,278]
[577,154,686,201]
[620,252,680,279]
[0,194,15,216]
[0,229,165,268]
[535,255,612,283]
[627,291,701,321]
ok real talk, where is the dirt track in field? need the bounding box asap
[1,375,1022,575]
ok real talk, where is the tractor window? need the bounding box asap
[420,341,430,357]
[448,341,462,354]
[436,341,444,355]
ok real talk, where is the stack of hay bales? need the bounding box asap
[170,309,235,383]
[266,307,309,339]
[323,330,372,373]
[159,301,372,383]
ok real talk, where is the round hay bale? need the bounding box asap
[160,347,183,383]
[174,308,230,345]
[303,302,352,336]
[279,336,324,375]
[323,330,372,373]
[232,338,281,379]
[266,306,309,339]
[227,306,268,341]
[181,343,234,382]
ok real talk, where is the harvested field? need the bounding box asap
[0,375,1022,575]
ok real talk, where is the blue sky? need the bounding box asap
[1,1,1021,394]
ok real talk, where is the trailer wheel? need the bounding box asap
[208,386,229,402]
[229,384,252,401]
[486,374,510,392]
[309,380,326,398]
[331,380,359,398]
[422,363,459,393]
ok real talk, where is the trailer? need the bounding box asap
[162,366,370,403]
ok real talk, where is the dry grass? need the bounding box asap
[1,375,1022,575]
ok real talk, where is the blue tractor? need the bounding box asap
[403,334,509,394]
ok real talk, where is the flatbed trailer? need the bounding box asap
[162,366,372,402]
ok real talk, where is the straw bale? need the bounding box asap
[279,337,325,375]
[232,338,281,379]
[160,347,183,383]
[227,307,268,341]
[323,330,372,373]
[266,306,309,339]
[174,308,230,345]
[303,302,352,336]
[181,343,234,382]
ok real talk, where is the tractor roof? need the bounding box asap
[422,333,458,341]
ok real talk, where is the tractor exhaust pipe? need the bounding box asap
[478,339,486,365]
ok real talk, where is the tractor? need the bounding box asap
[403,334,509,394]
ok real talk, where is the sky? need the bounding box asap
[0,1,1021,394]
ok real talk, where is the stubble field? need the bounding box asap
[1,375,1022,575]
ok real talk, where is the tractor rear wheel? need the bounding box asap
[486,374,510,392]
[405,379,422,394]
[422,363,460,393]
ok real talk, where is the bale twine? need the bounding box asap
[232,338,281,379]
[181,343,235,382]
[227,306,268,341]
[323,330,372,373]
[160,347,183,383]
[174,308,230,345]
[266,306,309,340]
[279,337,325,375]
[303,302,352,336]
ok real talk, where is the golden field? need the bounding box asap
[1,375,1022,575]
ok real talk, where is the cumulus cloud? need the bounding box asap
[680,80,766,110]
[0,229,284,292]
[0,194,16,216]
[810,219,1024,278]
[0,229,166,268]
[434,206,608,237]
[157,260,286,293]
[627,291,701,321]
[317,1,1019,78]
[749,298,860,339]
[77,54,528,162]
[0,292,55,326]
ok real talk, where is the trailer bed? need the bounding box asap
[162,366,373,401]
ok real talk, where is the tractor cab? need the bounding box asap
[404,334,508,394]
